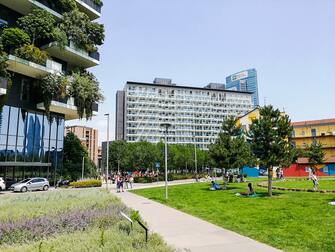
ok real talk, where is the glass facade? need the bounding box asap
[0,105,64,182]
[226,69,259,107]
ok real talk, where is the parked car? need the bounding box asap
[9,178,50,192]
[0,177,5,191]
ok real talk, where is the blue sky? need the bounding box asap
[67,0,335,143]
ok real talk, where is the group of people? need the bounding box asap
[114,173,134,193]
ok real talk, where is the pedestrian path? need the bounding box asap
[112,189,281,252]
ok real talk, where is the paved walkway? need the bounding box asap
[112,186,281,252]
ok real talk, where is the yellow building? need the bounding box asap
[236,107,260,132]
[292,119,335,159]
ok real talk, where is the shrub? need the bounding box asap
[93,0,103,6]
[14,44,49,65]
[133,177,153,183]
[58,0,77,12]
[68,72,104,119]
[38,73,69,116]
[60,10,104,51]
[51,27,68,49]
[17,9,55,44]
[0,28,31,51]
[70,179,102,188]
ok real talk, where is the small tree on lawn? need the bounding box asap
[209,116,255,182]
[248,106,295,197]
[306,142,324,172]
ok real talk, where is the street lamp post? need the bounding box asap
[160,123,171,201]
[81,156,85,180]
[105,113,110,191]
[194,135,198,182]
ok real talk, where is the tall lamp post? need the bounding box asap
[105,113,110,191]
[193,135,198,182]
[160,122,171,201]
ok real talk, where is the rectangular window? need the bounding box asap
[20,79,30,101]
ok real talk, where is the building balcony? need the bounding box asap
[0,0,62,20]
[37,98,99,120]
[0,78,8,95]
[41,41,100,69]
[75,0,102,20]
[6,55,62,79]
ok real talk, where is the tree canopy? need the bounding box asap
[63,132,96,180]
[248,106,295,196]
[209,116,255,174]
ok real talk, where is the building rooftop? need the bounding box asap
[292,118,335,127]
[126,81,253,94]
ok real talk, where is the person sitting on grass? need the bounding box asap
[238,183,255,196]
[210,181,222,191]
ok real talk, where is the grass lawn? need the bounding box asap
[132,180,335,252]
[272,178,335,190]
[0,189,173,252]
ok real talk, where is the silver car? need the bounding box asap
[10,178,50,192]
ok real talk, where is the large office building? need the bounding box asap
[116,78,253,149]
[0,1,102,182]
[65,126,99,165]
[226,69,259,107]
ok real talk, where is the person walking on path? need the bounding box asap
[129,175,134,189]
[119,176,124,192]
[311,171,318,191]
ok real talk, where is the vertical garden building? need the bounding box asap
[0,0,104,183]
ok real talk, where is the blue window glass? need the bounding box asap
[25,112,36,162]
[50,118,57,140]
[33,114,43,162]
[6,136,16,161]
[0,106,9,145]
[8,107,19,136]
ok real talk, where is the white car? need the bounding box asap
[10,178,49,192]
[0,177,5,191]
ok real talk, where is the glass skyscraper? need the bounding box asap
[226,69,259,107]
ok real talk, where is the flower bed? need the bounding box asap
[0,189,173,251]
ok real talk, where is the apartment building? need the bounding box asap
[116,78,253,149]
[66,126,99,165]
[0,0,103,182]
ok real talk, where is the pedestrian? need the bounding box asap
[116,175,120,193]
[129,175,134,189]
[120,176,124,192]
[125,175,129,189]
[311,171,318,191]
[276,168,280,179]
[279,168,284,180]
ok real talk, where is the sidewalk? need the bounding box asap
[112,189,281,252]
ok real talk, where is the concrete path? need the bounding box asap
[112,189,281,252]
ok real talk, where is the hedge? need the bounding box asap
[70,179,102,188]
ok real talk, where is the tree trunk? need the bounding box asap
[268,166,273,197]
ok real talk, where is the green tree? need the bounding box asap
[249,106,295,196]
[68,72,104,119]
[209,116,255,178]
[17,9,55,45]
[108,140,129,172]
[1,28,30,51]
[63,132,96,180]
[305,142,324,170]
[60,10,104,51]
